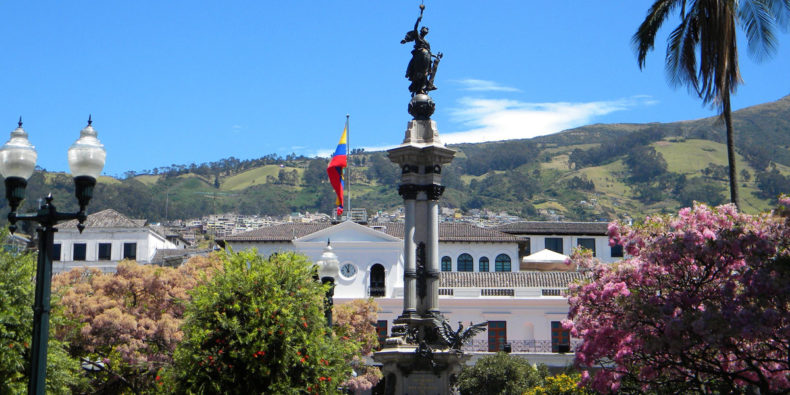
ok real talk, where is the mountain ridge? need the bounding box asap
[4,94,790,224]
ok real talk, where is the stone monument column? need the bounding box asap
[374,6,478,394]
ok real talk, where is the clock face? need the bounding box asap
[340,263,357,279]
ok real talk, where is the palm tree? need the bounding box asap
[634,0,787,209]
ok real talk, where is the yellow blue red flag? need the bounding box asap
[327,125,347,216]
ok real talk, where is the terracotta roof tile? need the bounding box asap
[440,271,584,288]
[222,222,333,242]
[222,222,521,243]
[59,208,146,229]
[495,221,609,236]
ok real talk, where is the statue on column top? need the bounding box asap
[401,4,443,97]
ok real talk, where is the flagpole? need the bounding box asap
[345,114,351,222]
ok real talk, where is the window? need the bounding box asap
[577,238,596,257]
[73,243,86,261]
[369,264,386,297]
[52,244,61,261]
[375,320,388,350]
[488,321,507,352]
[551,321,571,353]
[441,256,452,272]
[545,237,563,254]
[611,244,624,258]
[494,254,511,272]
[123,243,137,260]
[479,256,489,272]
[520,238,531,257]
[457,253,473,272]
[98,243,112,260]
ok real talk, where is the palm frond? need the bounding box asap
[665,8,700,91]
[739,0,779,61]
[634,0,683,68]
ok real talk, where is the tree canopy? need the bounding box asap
[566,202,790,392]
[169,250,358,394]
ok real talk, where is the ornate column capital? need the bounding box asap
[398,184,420,200]
[425,184,445,200]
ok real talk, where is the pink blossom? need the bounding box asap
[565,203,790,392]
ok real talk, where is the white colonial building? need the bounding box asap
[220,219,617,367]
[52,209,180,273]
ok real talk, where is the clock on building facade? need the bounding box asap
[340,262,358,279]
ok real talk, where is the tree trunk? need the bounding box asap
[723,95,740,209]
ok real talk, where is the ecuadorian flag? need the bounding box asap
[327,126,347,216]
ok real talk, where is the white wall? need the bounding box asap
[527,235,619,263]
[227,239,520,299]
[54,227,176,264]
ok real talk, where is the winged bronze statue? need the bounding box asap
[437,320,488,351]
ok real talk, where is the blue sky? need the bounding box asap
[1,1,789,177]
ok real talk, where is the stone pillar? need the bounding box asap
[401,190,417,317]
[426,194,440,315]
[388,119,455,323]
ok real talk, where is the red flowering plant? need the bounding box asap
[170,250,357,394]
[566,202,790,393]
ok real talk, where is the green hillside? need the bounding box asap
[5,95,790,223]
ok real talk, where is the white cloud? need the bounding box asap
[442,96,655,144]
[456,79,521,92]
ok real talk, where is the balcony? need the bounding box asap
[368,286,386,297]
[462,339,582,353]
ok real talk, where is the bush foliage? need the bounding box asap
[169,250,358,394]
[0,233,82,394]
[456,352,546,395]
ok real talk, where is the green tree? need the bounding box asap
[634,0,788,209]
[678,177,727,207]
[169,250,357,394]
[524,372,592,395]
[0,232,82,394]
[456,352,546,395]
[304,158,329,186]
[366,154,399,185]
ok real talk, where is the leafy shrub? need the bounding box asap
[169,250,357,394]
[457,352,545,395]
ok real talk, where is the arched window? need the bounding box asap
[369,264,386,297]
[457,253,473,272]
[441,256,452,272]
[495,254,511,272]
[479,256,489,272]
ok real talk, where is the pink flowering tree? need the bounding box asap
[52,254,222,393]
[334,298,383,393]
[565,202,790,393]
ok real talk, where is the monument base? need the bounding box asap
[374,344,470,395]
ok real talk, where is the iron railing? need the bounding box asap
[462,339,583,353]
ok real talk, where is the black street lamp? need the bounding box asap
[315,240,340,328]
[0,117,106,395]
